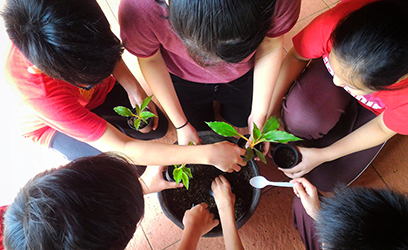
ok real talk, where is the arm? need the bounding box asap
[249,36,284,144]
[268,47,310,118]
[137,50,200,145]
[178,203,219,250]
[212,175,244,250]
[88,123,245,171]
[282,113,397,178]
[112,59,158,129]
[290,178,320,220]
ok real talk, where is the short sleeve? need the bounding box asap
[119,0,163,57]
[267,0,301,37]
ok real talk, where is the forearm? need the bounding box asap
[112,59,147,103]
[218,208,244,250]
[320,114,396,162]
[251,36,284,127]
[269,47,309,117]
[138,51,188,128]
[178,228,201,250]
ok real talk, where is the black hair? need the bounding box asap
[168,0,276,65]
[1,0,124,87]
[316,186,408,250]
[331,0,408,91]
[3,153,144,250]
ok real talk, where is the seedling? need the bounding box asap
[173,142,194,189]
[206,116,301,164]
[114,95,157,130]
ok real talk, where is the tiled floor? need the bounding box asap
[92,0,408,249]
[1,0,408,249]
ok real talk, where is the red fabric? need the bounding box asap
[291,0,408,135]
[119,0,300,83]
[0,206,7,250]
[5,44,114,146]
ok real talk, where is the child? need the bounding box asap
[269,0,408,191]
[1,0,245,171]
[291,178,408,250]
[118,0,300,151]
[2,153,243,249]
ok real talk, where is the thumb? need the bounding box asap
[165,181,184,190]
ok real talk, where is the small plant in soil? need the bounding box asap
[173,163,193,189]
[113,95,157,130]
[171,142,194,189]
[206,116,301,164]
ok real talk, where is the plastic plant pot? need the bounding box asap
[271,144,300,169]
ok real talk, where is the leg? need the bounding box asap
[282,59,352,140]
[171,74,215,131]
[91,83,169,140]
[304,102,385,192]
[217,69,254,127]
[49,131,102,161]
[292,197,321,250]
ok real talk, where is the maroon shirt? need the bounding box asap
[119,0,300,83]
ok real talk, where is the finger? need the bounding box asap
[212,219,220,227]
[218,175,228,183]
[294,183,308,199]
[199,202,208,209]
[234,164,242,172]
[166,181,184,189]
[152,116,159,130]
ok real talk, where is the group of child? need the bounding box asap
[1,0,408,249]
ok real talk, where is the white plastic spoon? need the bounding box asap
[250,176,295,188]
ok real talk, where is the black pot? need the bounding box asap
[158,131,261,237]
[271,144,300,169]
[127,107,153,132]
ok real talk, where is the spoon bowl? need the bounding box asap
[250,176,295,189]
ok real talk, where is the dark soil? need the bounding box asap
[158,131,260,236]
[273,146,297,169]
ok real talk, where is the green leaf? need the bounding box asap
[205,121,240,137]
[140,95,153,112]
[244,147,254,162]
[140,111,157,120]
[113,106,133,117]
[173,168,183,184]
[134,119,141,130]
[261,130,302,143]
[262,116,280,133]
[254,148,266,164]
[181,172,190,189]
[135,105,141,116]
[182,166,193,178]
[252,122,261,142]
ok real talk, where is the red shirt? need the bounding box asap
[292,0,408,134]
[0,206,7,250]
[6,44,114,146]
[119,0,300,83]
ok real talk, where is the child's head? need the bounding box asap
[167,0,276,65]
[316,186,408,250]
[3,153,144,250]
[330,0,408,92]
[1,0,123,88]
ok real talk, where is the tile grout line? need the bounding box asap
[141,225,154,250]
[370,164,391,189]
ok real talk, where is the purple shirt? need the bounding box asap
[119,0,300,83]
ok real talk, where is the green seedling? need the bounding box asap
[173,142,194,189]
[114,95,157,130]
[206,116,301,164]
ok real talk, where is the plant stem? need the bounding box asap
[237,134,255,149]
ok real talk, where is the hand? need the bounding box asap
[182,203,219,236]
[211,175,235,213]
[247,114,270,159]
[206,141,246,173]
[177,123,201,145]
[139,165,183,194]
[290,178,320,220]
[128,93,160,131]
[279,147,325,178]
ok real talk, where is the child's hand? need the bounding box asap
[211,175,235,212]
[182,203,219,237]
[139,165,183,194]
[290,178,320,220]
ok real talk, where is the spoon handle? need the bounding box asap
[268,181,295,188]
